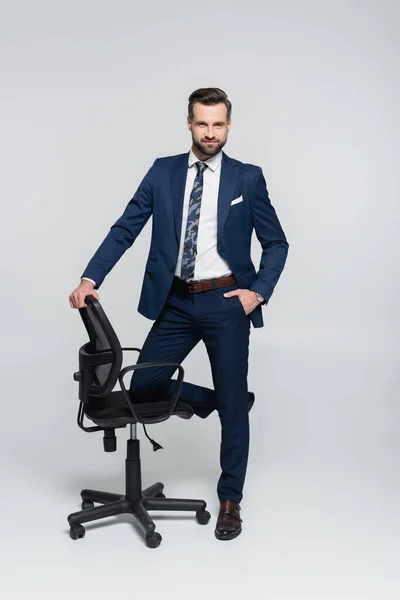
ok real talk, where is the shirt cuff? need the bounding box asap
[81,277,96,285]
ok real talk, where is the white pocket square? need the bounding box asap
[231,195,243,205]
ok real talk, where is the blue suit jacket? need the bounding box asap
[81,151,289,328]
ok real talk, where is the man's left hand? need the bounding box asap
[223,289,260,315]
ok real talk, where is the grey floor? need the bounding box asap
[1,339,399,600]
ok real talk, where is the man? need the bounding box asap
[69,87,289,541]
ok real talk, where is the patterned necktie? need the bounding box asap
[180,161,208,280]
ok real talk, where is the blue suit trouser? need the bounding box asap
[129,277,251,503]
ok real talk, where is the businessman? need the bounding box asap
[69,87,289,541]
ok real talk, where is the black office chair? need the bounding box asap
[67,296,210,548]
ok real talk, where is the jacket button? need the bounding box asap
[170,265,175,272]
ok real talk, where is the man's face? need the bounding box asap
[187,102,231,158]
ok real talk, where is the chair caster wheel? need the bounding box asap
[81,500,94,510]
[146,532,162,548]
[70,524,86,540]
[196,509,211,525]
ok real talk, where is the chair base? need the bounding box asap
[67,439,211,548]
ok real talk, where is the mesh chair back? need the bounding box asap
[78,296,123,398]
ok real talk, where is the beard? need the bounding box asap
[192,135,227,157]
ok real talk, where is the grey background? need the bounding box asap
[0,0,399,598]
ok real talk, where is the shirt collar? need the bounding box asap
[188,148,222,172]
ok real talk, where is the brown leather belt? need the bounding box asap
[173,274,236,293]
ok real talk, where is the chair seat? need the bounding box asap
[85,390,194,427]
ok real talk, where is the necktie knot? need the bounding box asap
[196,161,208,175]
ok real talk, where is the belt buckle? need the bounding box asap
[188,280,200,293]
[188,279,210,293]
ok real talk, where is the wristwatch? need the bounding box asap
[255,292,265,305]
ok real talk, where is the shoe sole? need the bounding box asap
[214,527,242,541]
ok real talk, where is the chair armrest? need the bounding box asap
[121,347,142,353]
[118,361,184,425]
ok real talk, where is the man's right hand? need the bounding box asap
[69,280,100,309]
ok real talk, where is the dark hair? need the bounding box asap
[188,87,232,122]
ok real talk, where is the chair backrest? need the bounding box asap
[77,296,123,399]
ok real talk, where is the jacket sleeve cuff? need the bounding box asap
[80,275,100,289]
[249,281,268,305]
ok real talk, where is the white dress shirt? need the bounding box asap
[175,148,231,281]
[82,148,232,286]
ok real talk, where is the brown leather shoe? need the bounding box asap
[215,500,242,540]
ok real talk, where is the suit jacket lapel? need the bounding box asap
[170,150,240,246]
[217,151,240,241]
[170,152,189,244]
